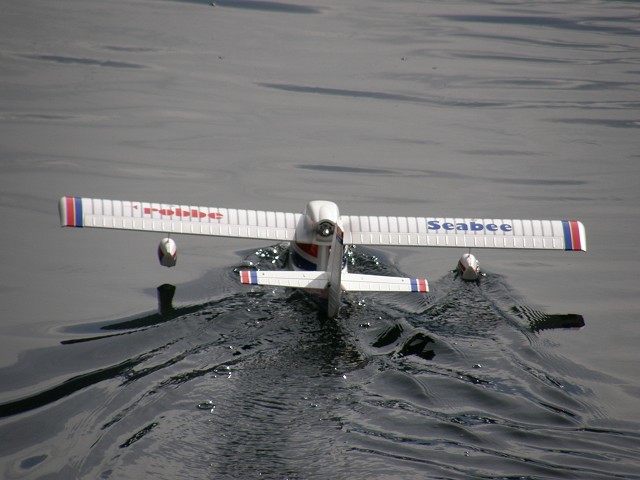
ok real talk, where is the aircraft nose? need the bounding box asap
[458,253,480,281]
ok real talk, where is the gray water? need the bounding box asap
[1,0,639,478]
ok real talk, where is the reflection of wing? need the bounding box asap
[340,215,586,251]
[59,196,300,242]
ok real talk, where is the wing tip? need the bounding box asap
[59,196,84,228]
[563,220,587,252]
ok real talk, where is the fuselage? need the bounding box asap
[289,200,344,317]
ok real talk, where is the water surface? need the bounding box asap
[1,0,639,478]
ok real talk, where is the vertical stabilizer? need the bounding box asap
[326,226,344,318]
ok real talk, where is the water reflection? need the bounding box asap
[59,284,195,344]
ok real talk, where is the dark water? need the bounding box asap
[1,0,639,477]
[0,246,637,479]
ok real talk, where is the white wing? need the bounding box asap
[59,197,586,251]
[340,215,586,251]
[59,196,300,242]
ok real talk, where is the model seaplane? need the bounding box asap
[58,196,586,318]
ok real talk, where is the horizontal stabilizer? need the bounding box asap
[238,270,428,293]
[341,273,428,292]
[239,270,328,289]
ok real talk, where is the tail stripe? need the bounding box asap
[240,270,259,285]
[410,278,428,292]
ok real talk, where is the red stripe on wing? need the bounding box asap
[65,196,76,226]
[570,220,582,251]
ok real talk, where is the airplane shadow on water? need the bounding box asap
[5,245,629,480]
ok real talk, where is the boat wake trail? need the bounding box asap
[0,245,637,479]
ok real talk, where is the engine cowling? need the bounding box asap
[158,238,177,267]
[457,253,479,281]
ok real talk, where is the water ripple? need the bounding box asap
[439,14,640,36]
